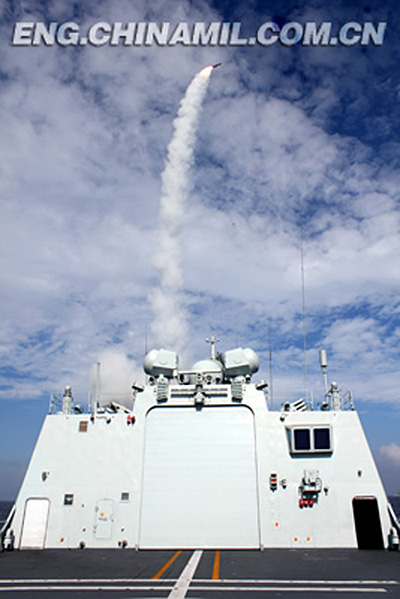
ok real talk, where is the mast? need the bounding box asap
[206,335,220,359]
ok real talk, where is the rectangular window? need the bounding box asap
[314,427,330,450]
[294,428,311,451]
[121,492,130,502]
[79,421,88,432]
[64,494,74,505]
[288,426,332,454]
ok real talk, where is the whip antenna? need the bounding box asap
[300,239,309,401]
[268,320,274,409]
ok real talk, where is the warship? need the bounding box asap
[2,62,399,599]
[1,340,399,553]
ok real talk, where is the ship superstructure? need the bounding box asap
[2,343,400,551]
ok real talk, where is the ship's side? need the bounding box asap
[5,345,396,551]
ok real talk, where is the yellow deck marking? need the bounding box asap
[212,550,220,580]
[152,550,183,580]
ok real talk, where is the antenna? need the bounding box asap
[319,349,329,395]
[300,239,309,401]
[96,361,101,406]
[268,321,274,409]
[205,335,219,359]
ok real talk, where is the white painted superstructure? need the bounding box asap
[4,345,399,550]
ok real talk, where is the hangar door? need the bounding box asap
[139,405,260,548]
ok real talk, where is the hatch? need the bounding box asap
[20,498,50,549]
[139,405,260,548]
[352,496,384,549]
[94,499,114,539]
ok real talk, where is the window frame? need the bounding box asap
[288,425,333,454]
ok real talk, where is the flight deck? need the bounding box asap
[1,548,400,598]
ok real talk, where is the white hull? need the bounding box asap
[10,378,392,550]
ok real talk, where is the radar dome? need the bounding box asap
[222,347,259,378]
[190,358,223,384]
[143,349,178,378]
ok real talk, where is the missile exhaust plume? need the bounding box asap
[150,66,214,354]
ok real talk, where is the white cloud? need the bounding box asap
[90,349,142,407]
[379,443,400,467]
[0,0,398,421]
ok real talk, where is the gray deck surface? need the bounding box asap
[1,549,399,598]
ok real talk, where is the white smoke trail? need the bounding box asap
[90,349,142,407]
[151,66,213,354]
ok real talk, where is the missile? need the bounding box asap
[212,63,222,68]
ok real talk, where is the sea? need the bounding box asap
[1,497,400,527]
[389,495,400,519]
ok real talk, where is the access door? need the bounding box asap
[20,498,50,549]
[139,405,260,548]
[353,496,384,549]
[94,499,114,539]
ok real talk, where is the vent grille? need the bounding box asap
[170,388,229,400]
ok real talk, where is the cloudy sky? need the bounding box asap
[0,0,399,499]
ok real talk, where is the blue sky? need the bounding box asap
[0,0,399,499]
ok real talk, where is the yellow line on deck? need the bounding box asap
[212,550,220,580]
[152,550,183,580]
